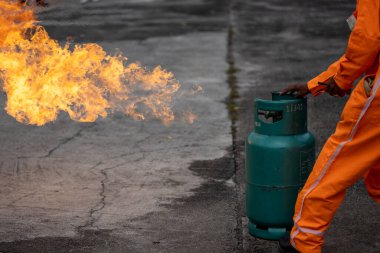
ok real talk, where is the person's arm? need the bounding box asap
[309,0,380,96]
[307,56,345,96]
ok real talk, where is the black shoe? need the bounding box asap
[278,236,300,253]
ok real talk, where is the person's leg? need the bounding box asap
[364,163,380,204]
[290,75,380,253]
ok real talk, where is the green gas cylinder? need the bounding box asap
[246,92,315,240]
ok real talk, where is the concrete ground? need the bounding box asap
[0,0,378,252]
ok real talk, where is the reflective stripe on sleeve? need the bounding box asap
[346,14,356,31]
[294,223,324,236]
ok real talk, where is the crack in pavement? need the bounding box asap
[7,191,38,207]
[77,162,128,233]
[227,0,243,251]
[40,124,96,158]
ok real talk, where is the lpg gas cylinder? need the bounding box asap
[246,92,315,240]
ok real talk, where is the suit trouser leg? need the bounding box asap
[364,163,380,204]
[290,76,380,253]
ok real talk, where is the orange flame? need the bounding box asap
[0,0,182,125]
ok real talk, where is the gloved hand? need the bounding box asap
[280,77,350,98]
[280,83,309,98]
[320,77,350,97]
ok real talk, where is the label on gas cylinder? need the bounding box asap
[300,149,314,182]
[286,103,304,113]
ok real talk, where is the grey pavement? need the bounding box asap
[0,1,236,252]
[0,0,379,253]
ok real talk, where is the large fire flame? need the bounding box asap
[0,0,186,126]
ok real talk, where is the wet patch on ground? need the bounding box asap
[0,230,137,253]
[39,0,229,42]
[114,150,239,253]
[189,154,234,180]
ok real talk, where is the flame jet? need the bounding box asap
[0,0,181,126]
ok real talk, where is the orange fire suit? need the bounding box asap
[290,0,380,252]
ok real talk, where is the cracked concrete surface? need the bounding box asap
[0,1,236,251]
[0,31,232,243]
[41,124,97,159]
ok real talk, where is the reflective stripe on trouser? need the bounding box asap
[290,75,380,253]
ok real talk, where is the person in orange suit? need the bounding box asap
[279,0,380,252]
